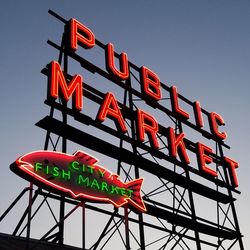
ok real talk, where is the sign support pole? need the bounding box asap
[59,33,68,246]
[126,76,146,250]
[177,121,202,250]
[124,205,130,250]
[25,182,33,250]
[82,201,86,250]
[218,143,244,250]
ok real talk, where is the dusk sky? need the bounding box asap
[0,1,250,249]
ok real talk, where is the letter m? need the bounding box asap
[48,61,83,111]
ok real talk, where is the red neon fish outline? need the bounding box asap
[11,150,147,212]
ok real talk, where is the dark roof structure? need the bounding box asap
[0,233,81,250]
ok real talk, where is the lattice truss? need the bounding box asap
[0,10,244,250]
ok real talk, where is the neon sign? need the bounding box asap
[45,17,239,188]
[10,150,146,212]
[6,11,243,248]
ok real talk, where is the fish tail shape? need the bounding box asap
[126,178,146,212]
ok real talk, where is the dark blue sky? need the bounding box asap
[0,1,250,248]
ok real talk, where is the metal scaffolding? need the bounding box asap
[0,10,244,250]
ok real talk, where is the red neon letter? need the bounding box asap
[166,127,190,164]
[137,109,160,149]
[140,66,161,101]
[69,18,95,50]
[97,92,127,133]
[49,61,83,111]
[170,86,190,120]
[193,101,204,128]
[196,143,217,177]
[224,157,239,187]
[209,112,227,140]
[105,43,129,80]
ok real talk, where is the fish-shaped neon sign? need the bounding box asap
[10,150,146,212]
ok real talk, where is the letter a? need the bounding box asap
[97,92,127,133]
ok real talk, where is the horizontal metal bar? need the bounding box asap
[48,9,67,24]
[46,39,230,149]
[43,99,240,194]
[36,190,229,246]
[36,116,235,203]
[146,203,238,240]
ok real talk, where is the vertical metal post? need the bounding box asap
[126,77,146,250]
[26,182,33,250]
[178,121,201,250]
[58,32,68,246]
[124,206,130,250]
[58,196,65,245]
[185,170,202,250]
[218,143,244,250]
[82,202,86,250]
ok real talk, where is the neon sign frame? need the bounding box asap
[7,10,243,249]
[45,18,239,188]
